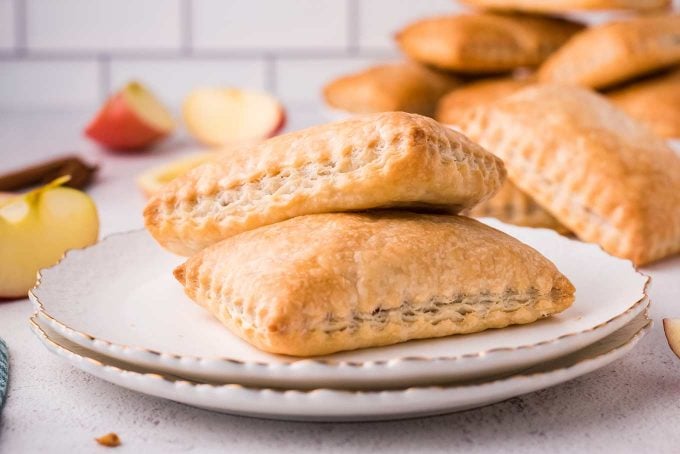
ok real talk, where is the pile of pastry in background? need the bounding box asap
[323,1,680,266]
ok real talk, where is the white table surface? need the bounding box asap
[1,109,679,453]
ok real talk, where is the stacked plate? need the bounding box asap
[29,220,651,421]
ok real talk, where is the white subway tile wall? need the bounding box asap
[0,0,678,110]
[357,0,462,51]
[275,57,388,104]
[0,60,99,109]
[0,0,15,52]
[25,0,183,53]
[109,58,267,109]
[192,0,349,51]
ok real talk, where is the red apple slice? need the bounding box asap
[183,88,286,147]
[663,319,680,359]
[85,81,175,151]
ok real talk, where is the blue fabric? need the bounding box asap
[0,337,8,411]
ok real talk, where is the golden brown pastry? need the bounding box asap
[175,212,575,356]
[435,77,530,125]
[323,62,461,117]
[456,84,680,265]
[467,181,570,233]
[606,67,680,138]
[396,14,583,74]
[435,78,569,233]
[145,112,506,256]
[538,15,680,89]
[459,0,670,13]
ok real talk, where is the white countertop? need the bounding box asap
[1,109,680,453]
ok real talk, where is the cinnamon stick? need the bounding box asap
[0,155,98,191]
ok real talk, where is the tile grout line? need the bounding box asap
[0,54,114,62]
[0,49,396,60]
[14,0,27,56]
[98,54,111,102]
[265,54,277,95]
[346,0,359,55]
[181,0,192,56]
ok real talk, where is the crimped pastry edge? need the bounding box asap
[183,283,575,357]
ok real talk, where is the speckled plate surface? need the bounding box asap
[29,220,649,389]
[29,310,651,422]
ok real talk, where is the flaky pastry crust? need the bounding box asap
[607,67,680,138]
[456,84,680,265]
[435,78,568,233]
[538,15,680,89]
[323,62,460,116]
[145,112,505,255]
[396,14,583,73]
[467,181,570,233]
[174,212,575,356]
[435,77,530,125]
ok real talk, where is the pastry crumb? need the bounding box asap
[95,432,121,447]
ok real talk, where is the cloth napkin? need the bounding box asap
[0,337,8,411]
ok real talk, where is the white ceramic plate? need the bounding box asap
[29,310,651,422]
[30,220,649,389]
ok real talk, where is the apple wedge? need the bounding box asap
[137,152,216,198]
[183,88,285,147]
[85,81,175,151]
[663,319,680,359]
[0,176,99,299]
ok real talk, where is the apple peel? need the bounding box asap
[0,176,99,299]
[85,81,174,151]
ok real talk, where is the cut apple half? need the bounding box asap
[0,176,99,299]
[85,81,175,151]
[663,319,680,359]
[137,152,217,198]
[183,88,286,147]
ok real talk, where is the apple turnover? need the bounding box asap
[396,14,583,73]
[607,67,680,139]
[145,112,505,255]
[435,77,530,126]
[435,78,569,233]
[456,84,680,265]
[323,62,461,116]
[467,181,570,234]
[538,15,680,89]
[174,212,575,356]
[459,0,670,13]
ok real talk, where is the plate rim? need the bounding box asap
[29,226,651,368]
[28,312,652,421]
[29,313,652,393]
